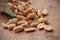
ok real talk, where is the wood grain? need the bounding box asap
[0,0,60,40]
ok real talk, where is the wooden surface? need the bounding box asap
[0,0,60,40]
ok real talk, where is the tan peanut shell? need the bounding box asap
[21,23,29,28]
[7,18,18,24]
[13,25,24,32]
[24,27,36,32]
[16,15,25,20]
[37,23,46,30]
[23,8,32,14]
[44,25,52,31]
[42,9,48,15]
[34,15,39,22]
[21,2,30,10]
[7,24,16,30]
[30,22,39,27]
[18,21,28,25]
[23,13,36,21]
[37,10,43,17]
[17,5,24,12]
[38,18,48,23]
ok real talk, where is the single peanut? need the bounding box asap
[44,25,52,31]
[37,10,43,17]
[23,8,33,15]
[21,2,30,10]
[21,23,29,28]
[37,23,46,30]
[24,27,36,32]
[38,18,48,23]
[30,22,39,27]
[7,18,18,24]
[18,12,25,16]
[17,5,24,12]
[18,21,28,25]
[13,25,24,32]
[7,24,16,30]
[16,15,25,20]
[24,13,36,21]
[42,9,48,15]
[34,15,39,22]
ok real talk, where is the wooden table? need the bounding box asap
[0,0,60,40]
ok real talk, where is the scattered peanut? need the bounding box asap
[38,18,48,23]
[42,9,48,15]
[21,2,30,10]
[24,27,36,32]
[34,15,39,22]
[23,8,32,14]
[13,25,24,32]
[23,13,36,21]
[7,24,16,30]
[37,23,46,30]
[44,25,52,31]
[30,22,39,27]
[6,18,18,24]
[18,21,28,25]
[37,10,43,17]
[17,5,24,12]
[16,15,25,20]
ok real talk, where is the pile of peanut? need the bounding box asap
[2,0,53,33]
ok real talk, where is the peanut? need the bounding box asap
[21,2,30,10]
[21,23,29,28]
[38,18,48,23]
[23,13,36,21]
[37,10,43,17]
[23,8,32,15]
[18,21,28,25]
[8,3,15,12]
[17,5,24,12]
[30,22,39,27]
[7,18,18,24]
[16,15,25,20]
[44,25,52,31]
[37,23,46,30]
[13,25,24,32]
[42,9,48,15]
[7,24,16,30]
[24,27,36,32]
[34,15,39,22]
